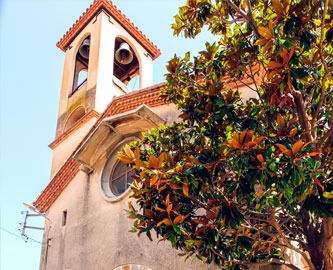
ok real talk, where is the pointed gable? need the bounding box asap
[57,0,161,60]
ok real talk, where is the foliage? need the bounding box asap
[118,0,333,269]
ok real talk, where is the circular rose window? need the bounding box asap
[101,138,137,201]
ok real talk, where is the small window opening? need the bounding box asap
[77,70,87,89]
[62,210,67,226]
[126,74,140,90]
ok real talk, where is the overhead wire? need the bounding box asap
[0,226,42,244]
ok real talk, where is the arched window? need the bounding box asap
[113,38,140,91]
[71,36,90,95]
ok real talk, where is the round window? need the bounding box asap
[109,160,135,196]
[101,138,137,201]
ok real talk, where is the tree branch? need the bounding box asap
[224,0,259,37]
[320,127,333,146]
[239,258,300,270]
[292,90,313,143]
[311,0,330,134]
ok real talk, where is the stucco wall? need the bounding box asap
[42,147,218,270]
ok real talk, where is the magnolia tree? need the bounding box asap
[118,0,333,269]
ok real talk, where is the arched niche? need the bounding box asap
[63,106,86,132]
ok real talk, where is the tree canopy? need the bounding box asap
[118,0,333,269]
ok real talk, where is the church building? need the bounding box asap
[32,1,218,269]
[31,1,302,270]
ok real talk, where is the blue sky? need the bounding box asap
[0,1,215,269]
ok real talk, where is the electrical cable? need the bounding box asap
[0,226,42,244]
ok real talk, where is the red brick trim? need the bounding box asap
[34,157,80,213]
[57,0,161,60]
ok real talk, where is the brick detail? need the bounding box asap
[34,157,80,213]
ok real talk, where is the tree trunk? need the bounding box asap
[320,218,333,270]
[306,217,333,270]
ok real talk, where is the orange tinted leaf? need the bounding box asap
[243,130,254,144]
[117,153,134,164]
[292,140,303,156]
[158,152,166,169]
[314,177,325,192]
[150,175,159,186]
[206,209,217,220]
[166,194,170,205]
[166,204,173,214]
[134,147,141,159]
[124,145,135,159]
[173,216,182,225]
[263,40,274,54]
[255,191,265,197]
[228,139,241,149]
[267,61,284,69]
[289,127,298,138]
[258,26,273,39]
[277,114,285,129]
[182,183,189,197]
[267,69,282,80]
[149,155,159,169]
[157,218,172,227]
[128,201,135,212]
[295,152,322,161]
[276,143,292,156]
[272,0,284,14]
[254,38,268,46]
[257,154,265,163]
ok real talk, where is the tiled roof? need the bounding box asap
[34,83,165,212]
[57,0,161,60]
[34,157,80,212]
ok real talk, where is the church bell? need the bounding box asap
[79,38,90,59]
[115,42,133,65]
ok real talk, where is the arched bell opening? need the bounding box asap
[71,35,91,96]
[113,38,140,92]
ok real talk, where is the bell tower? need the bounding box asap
[55,0,160,137]
[50,0,160,176]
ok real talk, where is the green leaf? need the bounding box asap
[249,107,260,117]
[323,192,333,200]
[290,68,309,78]
[237,236,253,250]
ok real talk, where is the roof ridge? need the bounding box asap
[57,0,161,59]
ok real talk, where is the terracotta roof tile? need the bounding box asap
[57,0,161,60]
